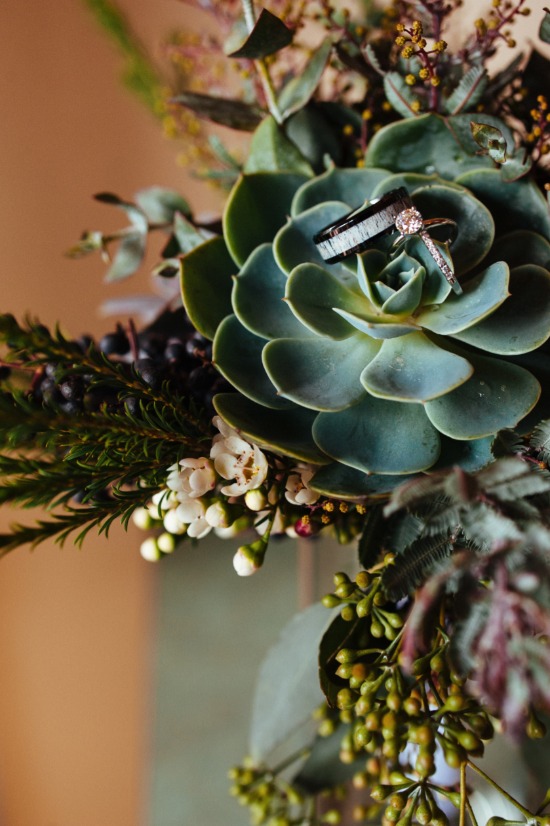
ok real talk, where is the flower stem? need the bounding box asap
[459,762,467,826]
[240,0,283,124]
[466,760,534,820]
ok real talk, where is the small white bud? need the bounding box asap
[244,488,267,511]
[132,507,152,531]
[233,548,259,577]
[163,508,187,535]
[140,537,161,562]
[157,532,176,554]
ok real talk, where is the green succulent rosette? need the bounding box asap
[181,114,550,498]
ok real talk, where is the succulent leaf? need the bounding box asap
[424,354,541,439]
[360,332,473,402]
[455,169,550,239]
[313,396,441,474]
[286,263,367,339]
[223,172,309,266]
[232,244,308,339]
[273,201,352,276]
[213,315,293,409]
[291,166,389,215]
[263,334,378,411]
[213,393,326,463]
[450,265,550,354]
[416,261,510,335]
[310,464,413,497]
[180,236,235,340]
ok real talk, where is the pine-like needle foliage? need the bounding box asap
[0,314,213,554]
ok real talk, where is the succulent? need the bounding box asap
[181,113,550,498]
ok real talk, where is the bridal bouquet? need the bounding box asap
[2,0,550,823]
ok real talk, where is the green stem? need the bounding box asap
[466,761,534,820]
[459,762,467,826]
[465,799,480,826]
[240,0,283,124]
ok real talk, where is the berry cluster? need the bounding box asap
[29,312,230,417]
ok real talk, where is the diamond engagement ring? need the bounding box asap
[313,187,462,295]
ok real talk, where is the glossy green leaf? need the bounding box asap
[263,334,378,411]
[180,236,235,339]
[365,114,492,180]
[226,8,292,58]
[424,354,541,439]
[170,91,262,131]
[361,332,473,402]
[286,263,367,339]
[244,116,313,175]
[416,261,510,334]
[310,463,414,498]
[279,38,332,118]
[249,603,336,762]
[213,315,292,409]
[313,395,441,474]
[470,121,507,163]
[134,186,191,222]
[233,244,308,339]
[273,201,352,275]
[223,172,309,266]
[455,168,550,240]
[444,66,488,115]
[383,72,420,118]
[411,184,495,274]
[451,265,550,354]
[291,166,389,216]
[213,393,326,463]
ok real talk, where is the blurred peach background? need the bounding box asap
[0,2,215,823]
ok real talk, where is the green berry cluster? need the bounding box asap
[228,762,307,826]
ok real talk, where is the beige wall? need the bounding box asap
[0,2,213,824]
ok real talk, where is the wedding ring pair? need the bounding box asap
[312,187,462,295]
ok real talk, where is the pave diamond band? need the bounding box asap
[312,188,462,294]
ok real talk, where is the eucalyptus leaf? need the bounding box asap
[540,9,550,43]
[134,186,191,223]
[227,8,293,59]
[470,121,507,164]
[249,603,338,762]
[180,236,235,339]
[170,91,263,131]
[244,116,314,175]
[279,38,332,118]
[293,726,363,792]
[172,212,209,255]
[104,231,147,281]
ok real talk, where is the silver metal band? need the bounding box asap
[313,188,413,264]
